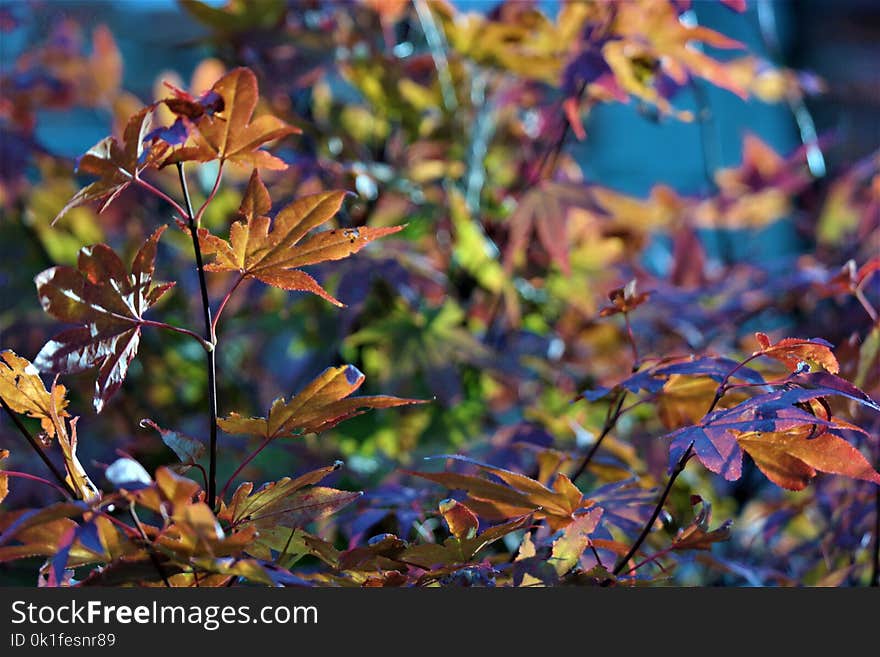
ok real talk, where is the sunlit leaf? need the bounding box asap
[218,365,424,440]
[755,332,840,374]
[34,226,174,412]
[54,107,167,224]
[162,67,298,169]
[0,350,69,438]
[196,170,404,305]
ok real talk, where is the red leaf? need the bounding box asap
[34,227,173,412]
[755,333,840,374]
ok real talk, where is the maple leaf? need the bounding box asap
[53,107,167,225]
[196,170,405,306]
[738,430,880,491]
[512,508,606,586]
[754,332,840,374]
[504,181,593,275]
[181,0,287,34]
[410,455,586,531]
[599,279,650,317]
[161,67,299,170]
[438,498,479,540]
[53,415,101,504]
[218,364,424,441]
[666,375,880,487]
[0,512,108,568]
[399,501,530,570]
[0,352,99,501]
[0,350,69,438]
[34,226,174,412]
[581,355,765,401]
[218,463,361,541]
[604,0,747,114]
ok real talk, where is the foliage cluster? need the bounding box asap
[0,0,878,587]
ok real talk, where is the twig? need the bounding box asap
[570,389,628,482]
[128,506,171,588]
[211,274,245,338]
[612,443,694,576]
[195,163,225,226]
[140,319,213,352]
[134,176,188,219]
[414,0,457,112]
[1,470,71,498]
[0,397,77,499]
[177,163,219,510]
[218,435,272,502]
[871,482,879,587]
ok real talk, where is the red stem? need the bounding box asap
[134,176,187,219]
[219,436,273,503]
[140,319,213,351]
[623,311,640,368]
[2,470,71,498]
[211,274,245,339]
[195,163,225,226]
[1,397,77,498]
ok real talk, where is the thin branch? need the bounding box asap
[621,544,677,576]
[140,319,214,352]
[414,0,457,112]
[872,442,880,587]
[134,176,188,219]
[623,311,640,369]
[612,443,694,576]
[195,162,225,226]
[756,0,826,178]
[128,506,171,588]
[177,163,219,510]
[2,470,71,498]
[219,436,273,503]
[0,397,77,499]
[707,352,763,414]
[571,389,627,482]
[211,274,246,339]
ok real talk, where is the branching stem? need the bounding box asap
[177,163,219,510]
[612,443,694,577]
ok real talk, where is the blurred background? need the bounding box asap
[1,0,879,585]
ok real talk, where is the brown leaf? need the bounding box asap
[599,279,650,317]
[223,480,361,531]
[439,498,479,540]
[162,67,299,169]
[755,333,840,374]
[218,365,425,440]
[34,227,174,412]
[400,514,530,569]
[738,430,880,491]
[412,455,586,530]
[671,496,732,551]
[197,173,404,305]
[54,107,167,224]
